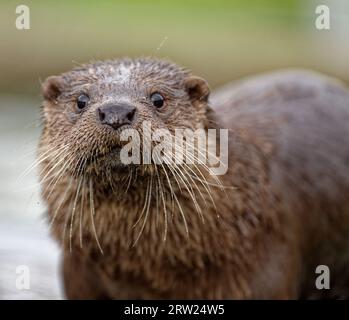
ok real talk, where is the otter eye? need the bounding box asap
[77,94,90,110]
[150,93,164,108]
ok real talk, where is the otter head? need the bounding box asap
[40,58,213,190]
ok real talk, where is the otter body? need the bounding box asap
[39,58,349,299]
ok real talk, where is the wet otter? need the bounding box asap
[39,58,349,299]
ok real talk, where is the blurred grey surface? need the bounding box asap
[0,95,62,299]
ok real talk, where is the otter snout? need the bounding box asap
[97,103,136,130]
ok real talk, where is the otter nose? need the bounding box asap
[97,103,136,130]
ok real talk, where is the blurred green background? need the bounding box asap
[0,0,348,94]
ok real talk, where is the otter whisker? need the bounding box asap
[173,166,203,221]
[18,144,68,181]
[16,147,70,191]
[171,184,189,239]
[89,179,104,254]
[44,153,78,200]
[194,146,226,189]
[155,165,168,241]
[160,162,189,237]
[180,156,219,210]
[79,175,86,248]
[179,138,225,188]
[158,162,175,218]
[49,177,74,229]
[155,169,160,228]
[133,174,153,246]
[171,145,216,209]
[188,174,236,190]
[69,176,83,252]
[40,149,71,186]
[71,151,88,176]
[132,176,151,228]
[161,152,203,221]
[171,139,216,193]
[124,169,134,194]
[171,164,204,221]
[41,151,72,185]
[62,191,75,249]
[177,163,207,204]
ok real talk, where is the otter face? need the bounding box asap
[40,58,211,180]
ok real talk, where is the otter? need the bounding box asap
[38,58,349,299]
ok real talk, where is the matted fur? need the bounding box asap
[38,58,349,299]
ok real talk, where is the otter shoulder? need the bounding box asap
[210,69,348,114]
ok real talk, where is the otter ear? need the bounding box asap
[185,76,210,103]
[41,76,63,101]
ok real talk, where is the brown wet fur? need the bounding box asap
[38,58,349,299]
